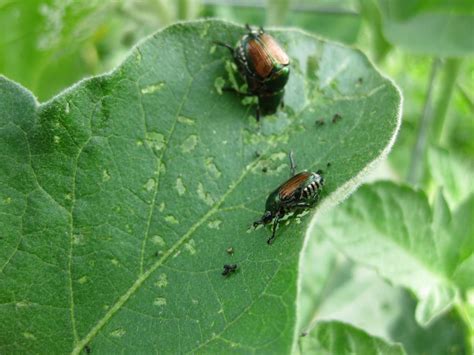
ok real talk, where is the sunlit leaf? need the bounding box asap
[0,19,401,353]
[312,182,474,327]
[298,241,468,354]
[428,146,474,208]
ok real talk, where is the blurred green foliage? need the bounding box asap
[378,0,474,56]
[1,0,473,353]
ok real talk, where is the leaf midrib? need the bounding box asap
[10,27,395,352]
[69,93,298,353]
[71,150,263,354]
[70,77,395,353]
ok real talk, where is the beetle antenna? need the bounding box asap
[267,217,280,244]
[259,26,265,34]
[213,40,234,54]
[289,151,296,176]
[245,23,252,32]
[253,216,265,228]
[314,161,331,177]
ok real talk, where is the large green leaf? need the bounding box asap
[0,19,401,353]
[312,182,474,328]
[378,0,474,56]
[298,237,468,354]
[298,320,405,355]
[428,146,474,208]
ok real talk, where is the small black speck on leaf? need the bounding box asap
[262,167,268,173]
[85,345,91,354]
[332,113,342,123]
[327,162,331,168]
[315,118,325,126]
[222,264,238,277]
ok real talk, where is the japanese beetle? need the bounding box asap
[254,152,324,244]
[215,24,290,120]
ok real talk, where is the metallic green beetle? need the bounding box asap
[254,152,324,244]
[215,24,290,120]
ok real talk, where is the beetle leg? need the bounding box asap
[222,87,257,98]
[284,200,312,209]
[267,216,280,245]
[213,41,234,54]
[267,217,280,245]
[289,151,297,176]
[256,105,261,122]
[295,202,313,208]
[258,26,265,34]
[253,219,263,228]
[223,86,242,94]
[245,23,252,32]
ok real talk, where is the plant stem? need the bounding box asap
[177,0,190,20]
[358,0,391,62]
[431,58,462,145]
[456,82,474,110]
[454,302,473,355]
[407,58,441,186]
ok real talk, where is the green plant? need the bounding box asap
[0,19,402,353]
[1,1,473,354]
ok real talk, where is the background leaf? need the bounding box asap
[428,146,474,208]
[0,0,114,100]
[312,181,473,328]
[298,234,469,354]
[0,19,401,353]
[298,320,406,355]
[377,0,474,56]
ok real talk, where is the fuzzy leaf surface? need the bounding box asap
[0,19,401,353]
[313,182,474,327]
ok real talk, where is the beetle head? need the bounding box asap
[245,24,265,38]
[253,210,273,228]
